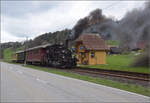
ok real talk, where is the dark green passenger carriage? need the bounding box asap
[16,50,26,63]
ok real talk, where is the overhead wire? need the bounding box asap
[102,0,122,10]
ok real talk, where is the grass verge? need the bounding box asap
[23,64,150,96]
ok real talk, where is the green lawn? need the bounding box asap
[3,48,14,62]
[80,53,149,74]
[23,64,150,96]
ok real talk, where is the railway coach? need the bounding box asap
[12,50,26,63]
[12,53,18,62]
[26,44,49,65]
[17,50,26,63]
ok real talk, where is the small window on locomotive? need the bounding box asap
[91,51,95,58]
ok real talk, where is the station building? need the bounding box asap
[75,34,109,65]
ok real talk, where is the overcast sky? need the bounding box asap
[1,1,146,43]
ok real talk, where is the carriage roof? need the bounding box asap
[26,43,51,51]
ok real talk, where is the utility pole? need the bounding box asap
[24,36,28,66]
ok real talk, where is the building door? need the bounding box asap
[80,52,89,64]
[80,52,85,64]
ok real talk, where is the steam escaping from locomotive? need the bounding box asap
[116,1,150,50]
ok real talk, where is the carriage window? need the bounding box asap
[91,51,95,58]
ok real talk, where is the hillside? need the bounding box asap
[0,42,22,59]
[3,48,14,62]
[25,29,72,48]
[0,29,72,58]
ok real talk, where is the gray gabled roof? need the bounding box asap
[75,34,110,50]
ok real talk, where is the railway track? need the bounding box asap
[71,67,150,82]
[22,63,150,82]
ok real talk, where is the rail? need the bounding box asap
[71,67,150,82]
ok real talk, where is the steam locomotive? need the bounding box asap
[12,43,77,68]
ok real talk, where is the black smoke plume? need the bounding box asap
[70,9,106,40]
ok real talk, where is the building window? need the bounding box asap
[72,47,76,52]
[91,51,95,58]
[80,46,84,50]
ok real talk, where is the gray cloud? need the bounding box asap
[1,1,61,17]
